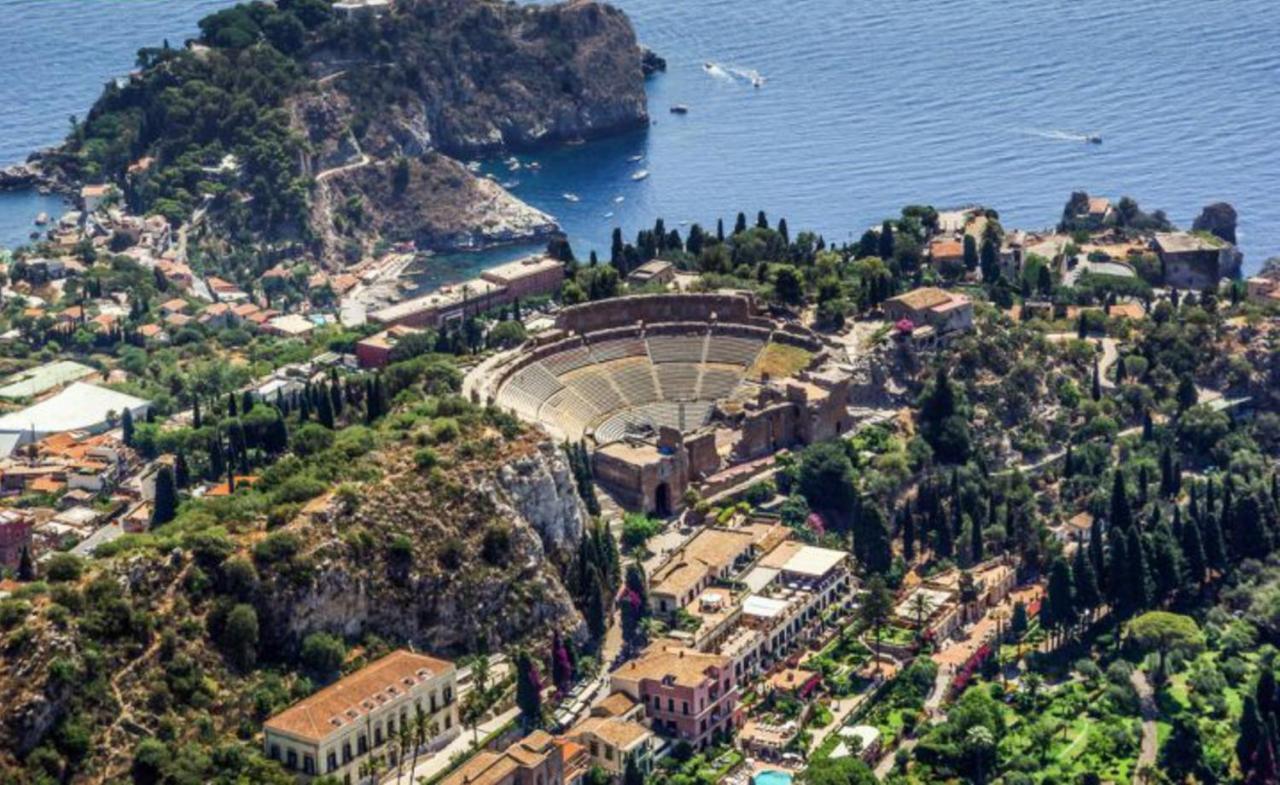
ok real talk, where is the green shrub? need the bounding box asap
[45,553,84,583]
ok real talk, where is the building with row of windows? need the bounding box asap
[263,650,459,783]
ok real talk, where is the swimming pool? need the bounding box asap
[752,771,793,785]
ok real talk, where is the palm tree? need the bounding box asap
[395,720,411,784]
[407,705,428,781]
[912,592,930,638]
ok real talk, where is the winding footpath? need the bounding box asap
[1129,670,1159,782]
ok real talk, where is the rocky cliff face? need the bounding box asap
[312,153,558,258]
[255,440,590,655]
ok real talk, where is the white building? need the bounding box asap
[264,650,459,782]
[0,383,150,446]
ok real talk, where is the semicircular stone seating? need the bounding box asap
[495,326,769,442]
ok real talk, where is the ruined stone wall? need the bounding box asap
[556,293,758,333]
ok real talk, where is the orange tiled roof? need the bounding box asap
[265,651,455,744]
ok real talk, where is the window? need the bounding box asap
[286,750,298,770]
[388,718,395,736]
[343,743,352,764]
[667,698,674,712]
[304,755,315,775]
[270,744,280,761]
[431,693,438,712]
[375,727,384,747]
[445,714,452,730]
[589,741,599,757]
[682,701,690,716]
[444,686,454,704]
[327,752,338,772]
[358,735,368,755]
[605,746,614,761]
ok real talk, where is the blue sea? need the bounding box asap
[3,0,1279,280]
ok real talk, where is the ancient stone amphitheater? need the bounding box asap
[483,294,821,444]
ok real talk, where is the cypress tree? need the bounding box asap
[1142,409,1153,441]
[317,387,335,429]
[17,545,35,581]
[1138,464,1150,507]
[1047,558,1077,632]
[756,210,768,230]
[1106,528,1129,610]
[878,220,895,260]
[515,650,544,729]
[902,508,916,563]
[151,465,178,527]
[1239,695,1268,782]
[209,433,226,482]
[174,451,190,489]
[193,397,202,429]
[122,408,135,447]
[1072,542,1101,617]
[1126,528,1152,613]
[1201,506,1228,572]
[1181,507,1207,585]
[584,567,607,642]
[734,212,748,235]
[1088,525,1106,594]
[1091,359,1102,401]
[970,512,984,564]
[1110,469,1133,531]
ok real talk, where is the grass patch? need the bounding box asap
[747,342,812,381]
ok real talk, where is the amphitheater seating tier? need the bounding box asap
[699,367,746,400]
[655,363,702,401]
[540,345,595,376]
[496,327,780,443]
[705,335,765,366]
[611,361,661,405]
[563,367,627,413]
[587,337,647,363]
[646,334,707,364]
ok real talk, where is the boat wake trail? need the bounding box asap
[1018,128,1094,142]
[702,61,765,87]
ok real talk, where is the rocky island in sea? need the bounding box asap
[2,0,656,267]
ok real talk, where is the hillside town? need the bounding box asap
[4,156,1280,785]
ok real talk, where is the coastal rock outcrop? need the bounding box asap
[313,153,557,258]
[1192,201,1239,245]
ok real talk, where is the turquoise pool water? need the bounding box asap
[752,771,793,785]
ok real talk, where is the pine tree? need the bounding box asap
[1091,359,1102,401]
[151,465,178,527]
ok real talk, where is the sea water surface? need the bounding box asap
[3,0,1279,279]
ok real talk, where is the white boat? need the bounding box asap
[501,180,520,189]
[631,170,650,181]
[466,161,482,173]
[563,193,580,202]
[34,212,48,226]
[507,160,521,172]
[527,161,542,171]
[628,154,644,162]
[614,196,626,204]
[604,211,614,219]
